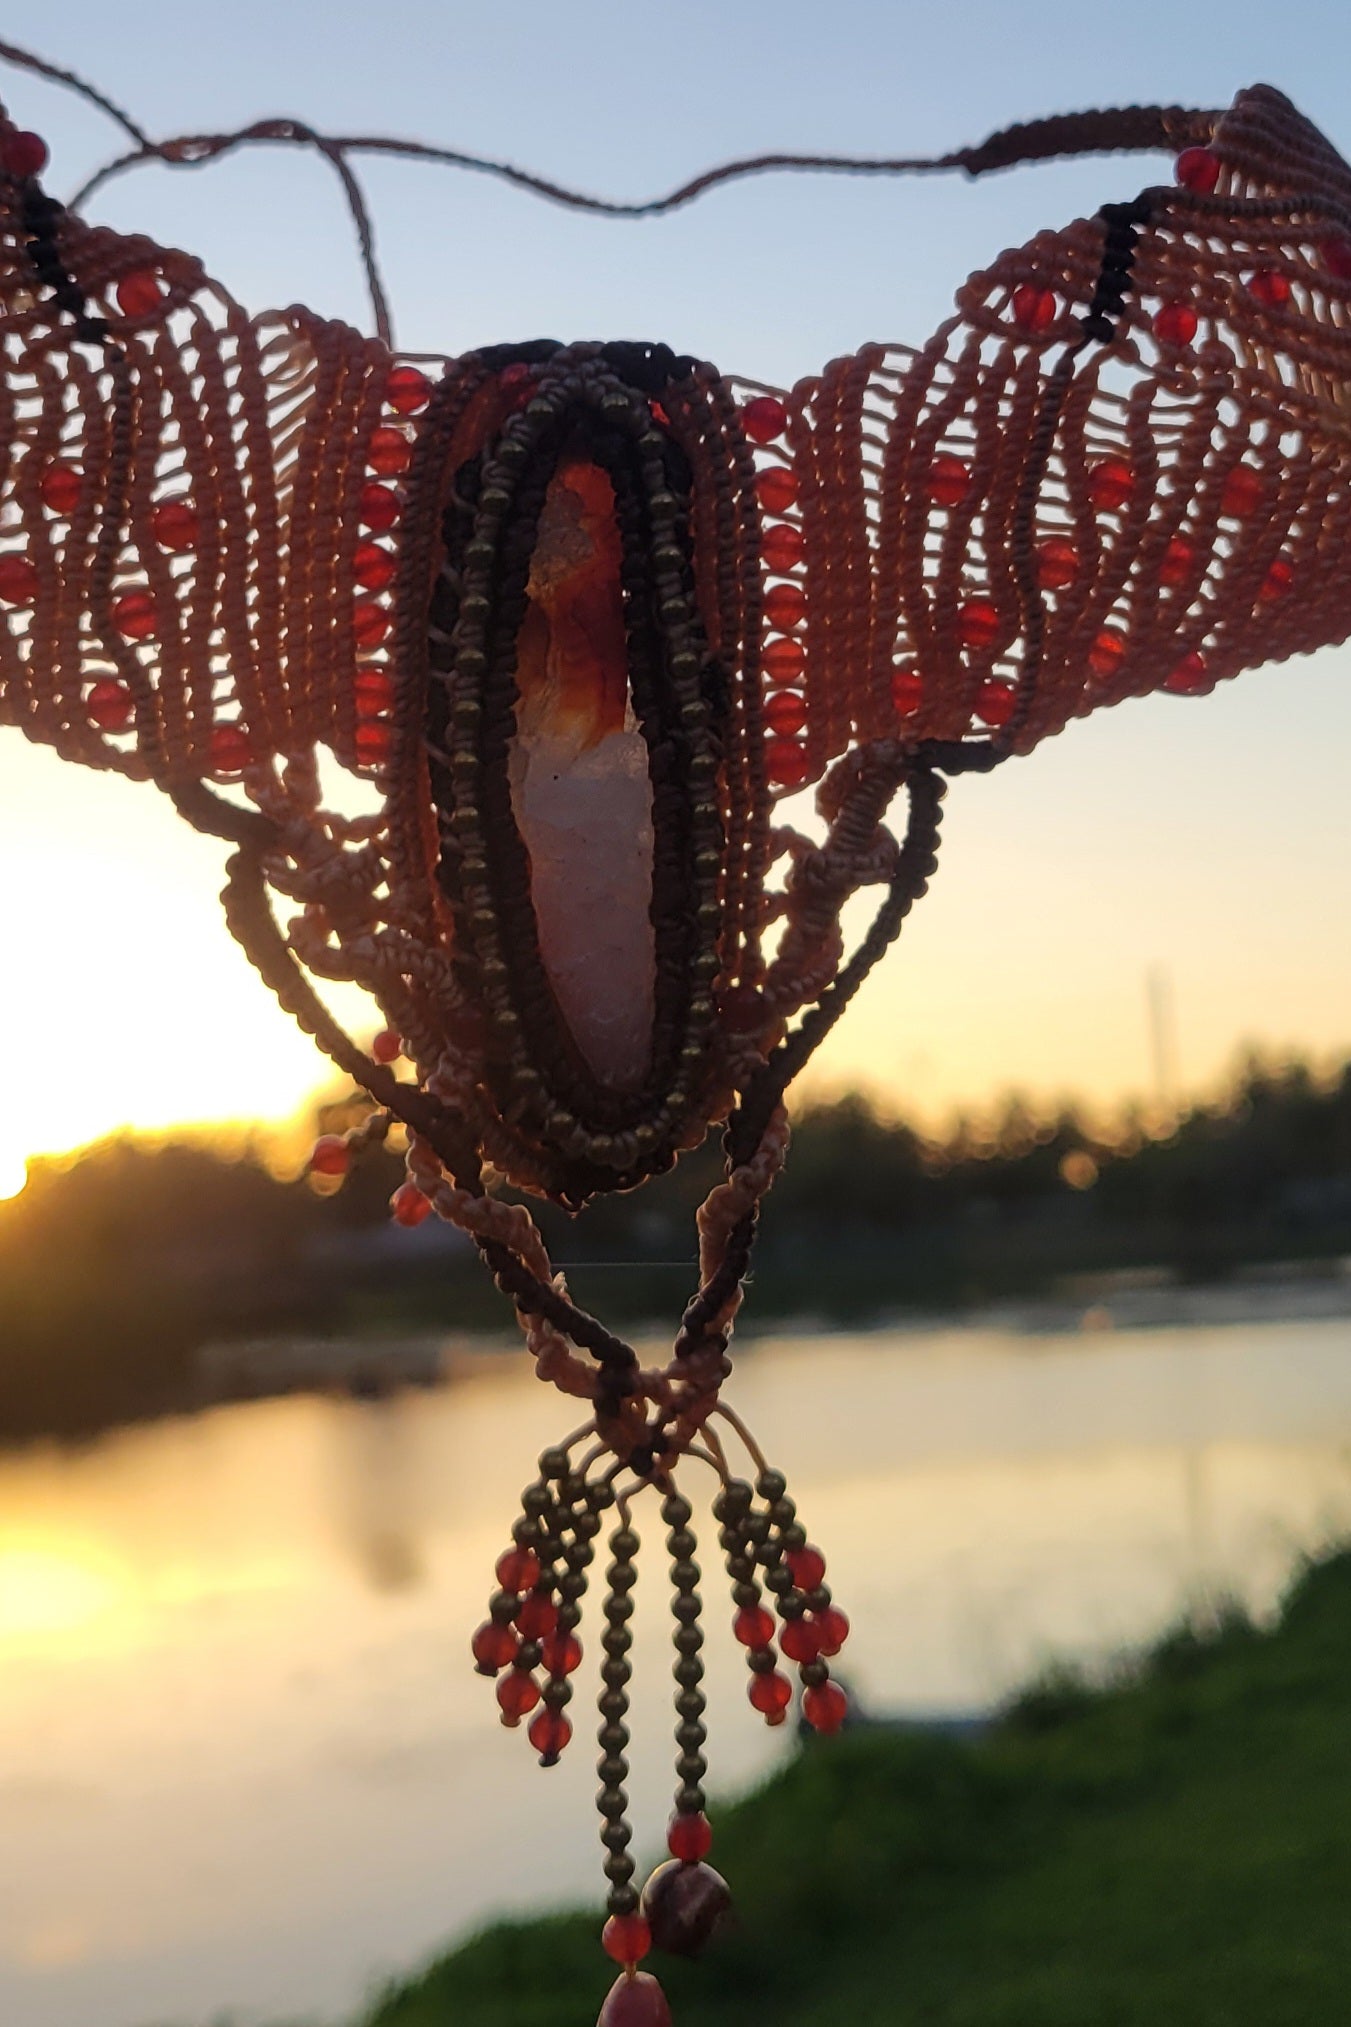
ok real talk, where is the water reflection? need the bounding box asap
[1,1317,1350,2027]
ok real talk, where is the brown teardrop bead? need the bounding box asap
[596,1969,673,2027]
[640,1859,733,1958]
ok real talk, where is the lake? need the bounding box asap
[3,1311,1351,2027]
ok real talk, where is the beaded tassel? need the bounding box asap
[471,1430,850,2025]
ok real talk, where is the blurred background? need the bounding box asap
[1,3,1349,2023]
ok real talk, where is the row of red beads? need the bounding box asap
[349,363,432,770]
[735,1540,850,1735]
[473,1543,582,1762]
[743,395,814,791]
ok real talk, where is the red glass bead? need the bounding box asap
[733,1604,776,1649]
[0,554,38,604]
[359,482,400,532]
[1035,538,1078,591]
[1248,268,1291,308]
[1160,535,1194,587]
[742,395,789,445]
[1088,458,1133,512]
[152,500,200,552]
[112,590,156,640]
[386,365,432,414]
[763,635,805,684]
[496,1545,542,1593]
[541,1629,583,1676]
[371,1027,402,1064]
[766,737,810,788]
[756,465,798,515]
[210,725,253,776]
[391,1180,432,1226]
[354,720,392,766]
[786,1545,826,1591]
[115,269,165,319]
[367,426,412,477]
[1153,301,1199,347]
[667,1811,713,1863]
[1,130,49,179]
[1012,284,1057,332]
[471,1620,518,1673]
[309,1135,351,1177]
[974,679,1017,728]
[762,522,804,574]
[1260,557,1294,601]
[748,1670,793,1722]
[813,1605,851,1656]
[40,464,82,516]
[86,679,134,732]
[602,1912,653,1966]
[1221,464,1264,517]
[891,667,923,717]
[1175,146,1221,194]
[779,1618,821,1664]
[649,399,671,428]
[1164,651,1210,696]
[597,1970,672,2027]
[354,542,396,591]
[764,689,807,737]
[1323,235,1351,283]
[764,583,806,631]
[528,1709,573,1760]
[926,454,971,508]
[516,1589,559,1640]
[958,598,1000,651]
[353,602,392,652]
[354,668,395,716]
[496,1669,541,1724]
[1089,628,1126,678]
[803,1681,849,1734]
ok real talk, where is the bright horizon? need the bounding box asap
[1,1,1348,1196]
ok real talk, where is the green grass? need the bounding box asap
[363,1551,1351,2027]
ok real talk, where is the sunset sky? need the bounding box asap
[1,0,1349,1196]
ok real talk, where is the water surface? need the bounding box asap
[3,1315,1350,2027]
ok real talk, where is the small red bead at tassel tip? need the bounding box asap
[786,1545,826,1591]
[540,1628,582,1675]
[602,1913,652,1966]
[495,1670,541,1724]
[390,1181,432,1226]
[0,129,49,178]
[596,1971,672,2027]
[371,1027,402,1064]
[515,1588,559,1640]
[527,1708,572,1763]
[732,1604,775,1648]
[308,1135,350,1178]
[803,1681,850,1735]
[779,1617,821,1664]
[641,1859,733,1957]
[812,1604,851,1656]
[748,1670,793,1723]
[666,1811,713,1863]
[471,1620,518,1673]
[496,1545,541,1592]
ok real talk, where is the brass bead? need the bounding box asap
[599,1688,628,1719]
[673,1625,703,1656]
[601,1822,632,1853]
[675,1721,705,1752]
[610,1528,640,1559]
[674,1656,702,1687]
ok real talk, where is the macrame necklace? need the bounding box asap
[3,46,1350,2023]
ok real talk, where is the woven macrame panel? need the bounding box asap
[2,84,1351,809]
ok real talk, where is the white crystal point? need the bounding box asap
[509,720,656,1090]
[507,456,657,1092]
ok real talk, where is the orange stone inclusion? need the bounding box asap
[516,459,629,748]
